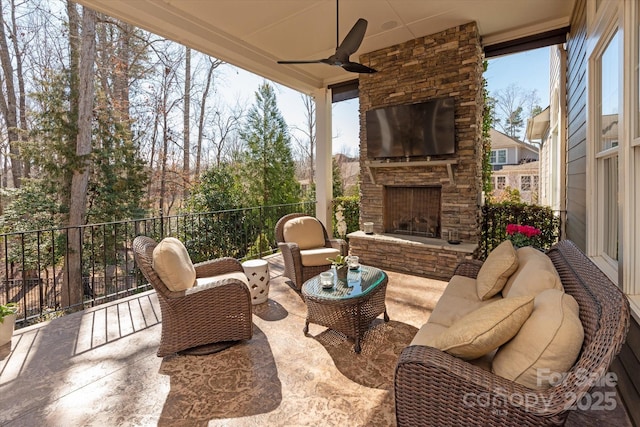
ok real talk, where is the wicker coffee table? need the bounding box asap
[301,265,389,353]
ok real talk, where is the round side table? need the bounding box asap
[242,259,270,304]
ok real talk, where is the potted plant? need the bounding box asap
[327,255,348,280]
[0,303,18,347]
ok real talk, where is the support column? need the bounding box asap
[315,87,333,234]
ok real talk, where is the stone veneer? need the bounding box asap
[349,22,484,279]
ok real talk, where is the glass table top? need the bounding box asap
[302,265,387,300]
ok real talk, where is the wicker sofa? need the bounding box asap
[395,240,630,426]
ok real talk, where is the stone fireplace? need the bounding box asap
[347,22,484,280]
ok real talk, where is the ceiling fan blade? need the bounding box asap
[342,61,377,73]
[277,59,326,64]
[336,18,368,58]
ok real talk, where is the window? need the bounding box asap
[594,28,620,265]
[520,175,532,191]
[496,176,506,190]
[490,149,507,164]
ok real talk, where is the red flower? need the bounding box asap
[505,223,542,247]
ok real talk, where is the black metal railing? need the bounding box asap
[0,202,314,327]
[479,202,562,260]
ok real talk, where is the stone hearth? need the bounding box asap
[348,231,476,281]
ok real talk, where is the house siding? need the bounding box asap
[565,0,587,251]
[611,315,640,427]
[566,1,639,424]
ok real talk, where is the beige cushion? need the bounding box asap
[429,275,501,328]
[476,240,519,300]
[283,216,326,250]
[410,322,448,346]
[431,295,534,360]
[300,247,340,267]
[196,272,249,287]
[502,246,563,298]
[152,237,196,292]
[492,289,584,389]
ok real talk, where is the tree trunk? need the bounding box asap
[0,0,22,187]
[10,0,28,179]
[64,5,96,310]
[183,46,191,201]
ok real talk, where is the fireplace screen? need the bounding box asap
[384,186,441,238]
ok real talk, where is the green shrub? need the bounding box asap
[332,196,360,239]
[480,201,560,259]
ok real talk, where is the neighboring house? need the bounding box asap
[488,128,538,170]
[526,42,571,231]
[491,161,539,204]
[488,128,539,202]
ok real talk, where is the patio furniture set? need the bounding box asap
[133,214,629,426]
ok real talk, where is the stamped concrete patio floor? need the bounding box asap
[0,256,632,426]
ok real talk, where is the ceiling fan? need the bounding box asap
[277,0,377,74]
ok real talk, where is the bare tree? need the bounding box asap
[194,57,223,176]
[210,102,244,167]
[0,0,24,187]
[492,83,541,140]
[182,46,191,201]
[291,94,316,184]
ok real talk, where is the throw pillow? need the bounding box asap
[152,237,196,292]
[492,289,584,389]
[476,240,519,300]
[502,246,563,298]
[432,295,534,360]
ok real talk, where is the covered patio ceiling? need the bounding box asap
[74,0,575,95]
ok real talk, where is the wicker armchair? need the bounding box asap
[133,236,252,357]
[394,240,630,426]
[275,213,347,290]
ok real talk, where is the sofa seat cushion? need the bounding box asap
[196,272,249,287]
[410,322,448,347]
[283,216,326,250]
[476,240,519,301]
[492,289,584,389]
[431,295,535,360]
[502,246,563,298]
[152,237,196,292]
[429,275,501,328]
[300,248,340,267]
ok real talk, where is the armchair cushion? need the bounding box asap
[300,247,341,267]
[476,240,518,300]
[152,237,196,292]
[430,295,534,360]
[196,272,249,287]
[282,216,325,249]
[492,289,583,389]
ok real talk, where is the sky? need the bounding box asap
[217,46,551,155]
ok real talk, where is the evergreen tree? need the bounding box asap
[332,157,344,198]
[240,82,300,207]
[184,163,243,212]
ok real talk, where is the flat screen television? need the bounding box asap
[365,97,455,159]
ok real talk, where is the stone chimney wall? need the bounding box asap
[357,21,484,244]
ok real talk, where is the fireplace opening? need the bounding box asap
[383,186,442,238]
